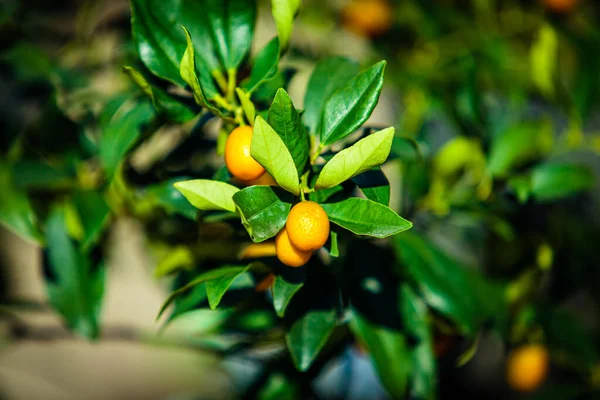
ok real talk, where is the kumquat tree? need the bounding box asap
[1,0,600,399]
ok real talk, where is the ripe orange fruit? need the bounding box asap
[286,201,330,252]
[239,242,277,259]
[342,0,394,37]
[275,227,312,267]
[542,0,578,13]
[255,273,275,292]
[225,125,265,181]
[506,344,549,392]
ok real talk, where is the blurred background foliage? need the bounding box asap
[1,0,600,399]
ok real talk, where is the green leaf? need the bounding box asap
[400,284,436,400]
[99,99,154,179]
[267,89,310,177]
[236,88,256,124]
[315,127,394,189]
[530,24,557,98]
[303,57,360,135]
[45,207,104,338]
[321,198,411,238]
[154,246,194,278]
[258,372,297,400]
[286,309,337,371]
[350,313,410,398]
[0,170,41,243]
[530,163,594,202]
[10,160,74,190]
[167,284,207,324]
[180,26,211,109]
[272,272,305,317]
[157,265,249,319]
[124,66,196,123]
[488,122,553,177]
[206,268,254,309]
[173,179,240,213]
[321,61,386,145]
[352,168,390,206]
[245,37,280,93]
[270,0,300,51]
[393,233,506,335]
[72,191,111,252]
[205,0,256,70]
[251,116,300,195]
[146,178,198,220]
[233,185,293,242]
[130,0,185,85]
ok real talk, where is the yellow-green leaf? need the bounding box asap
[173,179,240,212]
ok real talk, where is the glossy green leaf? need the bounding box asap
[99,99,154,179]
[272,273,304,317]
[350,313,410,398]
[303,57,359,135]
[267,89,310,177]
[206,268,253,309]
[72,191,111,252]
[286,309,336,371]
[0,171,41,243]
[321,61,386,145]
[130,0,185,85]
[205,0,256,70]
[488,122,553,177]
[233,185,293,242]
[245,37,280,92]
[270,0,300,51]
[154,246,194,278]
[157,265,249,319]
[400,284,436,400]
[321,198,411,238]
[180,26,211,108]
[173,179,240,213]
[352,168,390,206]
[394,233,506,335]
[45,207,104,338]
[530,163,594,202]
[146,178,197,220]
[167,284,207,324]
[123,66,196,123]
[315,127,394,189]
[251,116,300,195]
[236,88,256,124]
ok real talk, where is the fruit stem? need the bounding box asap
[213,95,233,111]
[300,172,309,201]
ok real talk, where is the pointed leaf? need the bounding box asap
[321,61,386,145]
[268,88,310,176]
[236,88,256,124]
[174,179,240,212]
[205,0,256,70]
[233,185,293,242]
[0,169,41,243]
[270,0,300,51]
[530,163,594,202]
[157,265,249,319]
[72,191,111,251]
[99,99,155,179]
[286,309,336,371]
[245,37,280,92]
[400,284,436,400]
[321,198,411,238]
[349,313,410,398]
[273,273,305,317]
[303,57,360,135]
[352,168,390,206]
[180,26,209,108]
[316,127,394,189]
[206,268,253,309]
[45,207,104,338]
[251,116,300,195]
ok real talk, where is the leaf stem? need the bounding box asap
[213,95,233,111]
[227,68,237,103]
[310,143,326,165]
[212,70,228,94]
